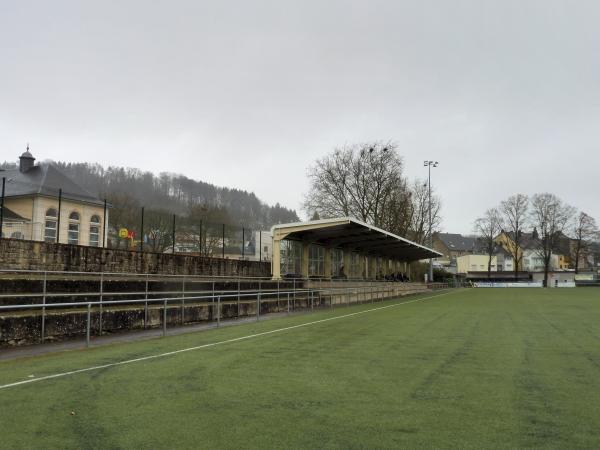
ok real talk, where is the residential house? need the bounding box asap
[496,229,570,272]
[456,245,513,275]
[433,233,479,271]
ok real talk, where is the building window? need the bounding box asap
[308,245,325,277]
[44,208,58,243]
[68,211,80,245]
[280,239,302,276]
[89,215,101,247]
[332,248,344,277]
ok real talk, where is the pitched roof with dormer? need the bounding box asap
[0,160,104,206]
[436,233,479,252]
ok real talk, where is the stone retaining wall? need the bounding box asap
[0,238,270,277]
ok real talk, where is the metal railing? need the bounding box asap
[0,276,449,348]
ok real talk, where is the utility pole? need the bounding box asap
[424,160,439,283]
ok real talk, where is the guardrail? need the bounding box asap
[0,281,450,348]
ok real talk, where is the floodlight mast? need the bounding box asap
[424,160,439,283]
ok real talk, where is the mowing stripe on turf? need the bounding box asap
[0,289,460,391]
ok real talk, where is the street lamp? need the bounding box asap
[424,160,439,283]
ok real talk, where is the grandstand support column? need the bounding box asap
[370,255,377,279]
[363,254,368,279]
[324,246,332,278]
[343,250,351,279]
[302,242,310,278]
[272,237,281,280]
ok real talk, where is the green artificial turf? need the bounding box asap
[2,288,600,449]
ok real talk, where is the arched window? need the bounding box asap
[89,215,101,247]
[44,208,58,243]
[68,211,80,245]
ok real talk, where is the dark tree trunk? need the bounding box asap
[574,241,581,274]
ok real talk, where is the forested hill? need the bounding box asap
[1,160,299,228]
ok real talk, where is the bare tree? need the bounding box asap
[571,212,599,273]
[499,194,529,280]
[379,178,412,237]
[474,208,502,279]
[304,142,405,226]
[144,210,174,252]
[529,193,576,287]
[407,179,442,245]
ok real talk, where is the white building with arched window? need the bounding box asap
[0,149,108,247]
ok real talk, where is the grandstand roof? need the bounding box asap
[272,217,442,261]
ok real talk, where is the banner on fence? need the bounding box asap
[474,281,543,288]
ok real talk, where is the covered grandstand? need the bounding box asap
[271,217,442,280]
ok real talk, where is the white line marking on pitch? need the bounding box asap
[0,290,459,391]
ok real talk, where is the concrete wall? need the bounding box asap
[0,238,271,276]
[457,254,498,274]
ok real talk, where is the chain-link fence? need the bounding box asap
[0,182,271,261]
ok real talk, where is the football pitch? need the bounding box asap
[2,288,600,449]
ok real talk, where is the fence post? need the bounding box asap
[181,276,185,325]
[217,296,221,327]
[0,177,5,239]
[256,290,260,321]
[139,206,145,253]
[163,299,167,337]
[56,188,62,243]
[144,273,149,328]
[287,292,290,314]
[103,199,107,248]
[237,277,241,319]
[41,271,47,344]
[311,290,314,312]
[99,271,104,335]
[198,220,203,254]
[171,214,177,254]
[86,303,91,348]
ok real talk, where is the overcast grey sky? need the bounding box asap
[1,0,599,233]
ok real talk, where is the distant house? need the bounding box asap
[433,233,479,270]
[456,245,513,275]
[0,149,107,246]
[495,229,571,272]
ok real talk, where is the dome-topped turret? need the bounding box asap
[19,145,35,172]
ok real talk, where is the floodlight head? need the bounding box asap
[434,161,439,167]
[423,161,428,166]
